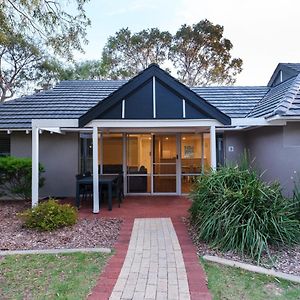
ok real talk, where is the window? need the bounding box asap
[0,133,10,156]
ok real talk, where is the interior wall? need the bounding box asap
[11,131,79,197]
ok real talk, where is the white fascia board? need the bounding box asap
[231,118,286,126]
[267,115,300,122]
[40,127,62,134]
[32,119,78,128]
[87,119,222,128]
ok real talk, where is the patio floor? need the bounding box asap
[72,196,211,300]
[77,196,192,220]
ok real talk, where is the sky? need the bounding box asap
[74,0,300,86]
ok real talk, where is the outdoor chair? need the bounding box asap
[101,172,124,208]
[76,173,93,206]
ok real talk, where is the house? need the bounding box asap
[0,63,300,212]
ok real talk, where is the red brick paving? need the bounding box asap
[81,196,211,300]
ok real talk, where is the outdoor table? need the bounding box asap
[75,175,118,211]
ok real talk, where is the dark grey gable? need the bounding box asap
[79,64,231,126]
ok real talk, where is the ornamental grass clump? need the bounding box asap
[21,199,77,231]
[190,166,300,262]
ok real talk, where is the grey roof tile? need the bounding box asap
[0,79,287,129]
[248,76,298,117]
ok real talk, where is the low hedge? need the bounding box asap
[20,199,77,231]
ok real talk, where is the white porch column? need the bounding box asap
[92,126,99,213]
[31,126,39,207]
[210,125,217,170]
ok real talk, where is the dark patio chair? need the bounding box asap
[76,173,92,207]
[101,172,124,208]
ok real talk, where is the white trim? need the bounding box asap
[31,126,39,207]
[231,118,286,126]
[267,115,300,122]
[210,125,216,170]
[153,76,156,118]
[280,70,283,82]
[32,119,78,127]
[182,99,186,118]
[123,133,127,195]
[150,134,154,193]
[40,127,61,134]
[88,119,222,128]
[122,99,125,119]
[92,127,99,213]
[177,134,181,194]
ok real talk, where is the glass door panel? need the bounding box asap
[181,133,205,194]
[102,133,123,174]
[127,134,151,193]
[153,135,177,193]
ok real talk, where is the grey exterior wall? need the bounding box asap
[223,131,246,164]
[11,131,79,197]
[224,123,300,196]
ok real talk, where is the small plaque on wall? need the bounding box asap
[228,146,234,152]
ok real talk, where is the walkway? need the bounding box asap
[110,218,190,300]
[83,196,211,300]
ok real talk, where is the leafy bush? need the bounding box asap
[190,166,300,262]
[0,156,45,200]
[21,199,77,231]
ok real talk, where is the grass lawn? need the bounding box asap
[0,252,110,300]
[201,259,300,300]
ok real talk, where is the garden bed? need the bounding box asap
[185,217,300,276]
[0,201,122,251]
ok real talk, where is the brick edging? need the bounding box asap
[87,218,134,300]
[172,217,212,300]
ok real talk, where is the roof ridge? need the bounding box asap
[274,74,300,116]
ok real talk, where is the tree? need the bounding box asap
[61,60,109,80]
[0,34,46,101]
[169,20,243,86]
[0,0,91,59]
[0,0,91,101]
[102,28,172,79]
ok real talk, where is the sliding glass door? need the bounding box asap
[80,132,211,195]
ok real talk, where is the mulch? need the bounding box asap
[184,217,300,276]
[0,200,122,251]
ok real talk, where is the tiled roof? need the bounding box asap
[191,86,269,118]
[2,67,300,129]
[248,76,297,117]
[0,80,126,128]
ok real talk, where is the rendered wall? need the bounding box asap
[224,124,300,196]
[246,124,300,196]
[223,131,246,164]
[11,131,79,197]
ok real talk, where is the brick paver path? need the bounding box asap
[84,197,211,300]
[110,218,190,300]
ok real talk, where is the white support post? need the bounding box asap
[92,126,99,213]
[122,133,127,195]
[31,126,39,207]
[210,125,217,170]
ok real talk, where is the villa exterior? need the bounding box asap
[1,63,300,212]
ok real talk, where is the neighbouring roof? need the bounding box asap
[1,63,300,129]
[268,63,300,87]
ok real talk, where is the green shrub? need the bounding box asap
[190,166,300,262]
[0,156,45,200]
[21,199,77,231]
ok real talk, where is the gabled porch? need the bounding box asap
[31,64,231,212]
